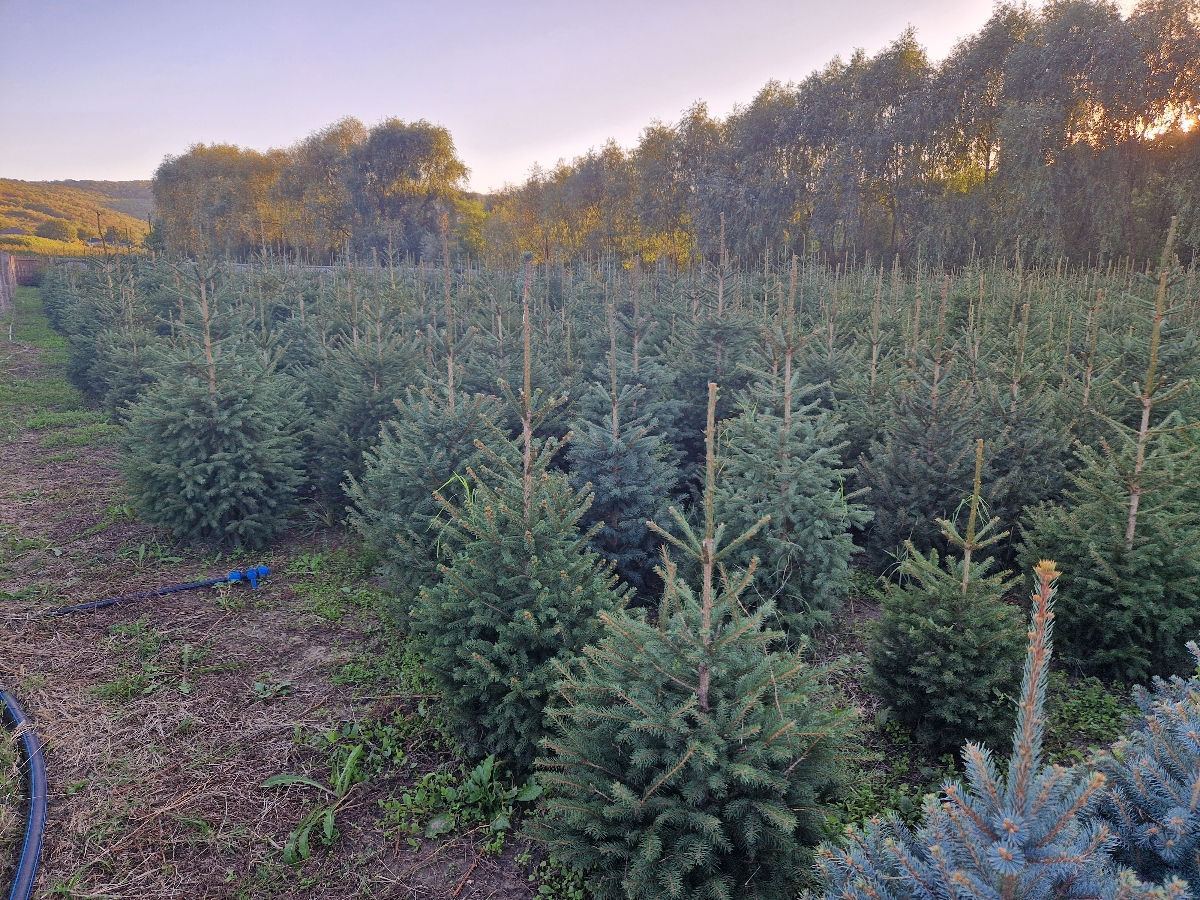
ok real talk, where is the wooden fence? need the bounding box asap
[0,252,15,310]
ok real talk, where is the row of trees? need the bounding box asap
[41,237,1200,686]
[486,0,1200,265]
[149,0,1200,267]
[37,241,1200,896]
[37,251,1200,898]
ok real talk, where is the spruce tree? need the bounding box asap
[121,268,306,549]
[1092,642,1200,889]
[867,439,1025,753]
[410,261,624,773]
[43,260,164,417]
[653,232,757,480]
[808,561,1181,900]
[1019,423,1200,683]
[344,384,498,603]
[304,325,418,502]
[857,345,978,573]
[714,279,869,634]
[566,304,679,595]
[1019,222,1200,683]
[537,383,859,900]
[974,382,1073,565]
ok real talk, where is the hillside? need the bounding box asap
[0,179,152,253]
[50,180,155,220]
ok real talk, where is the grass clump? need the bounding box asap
[0,726,22,886]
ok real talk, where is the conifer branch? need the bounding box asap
[641,746,695,802]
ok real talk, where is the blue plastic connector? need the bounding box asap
[227,565,271,589]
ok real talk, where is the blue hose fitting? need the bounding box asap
[227,565,270,589]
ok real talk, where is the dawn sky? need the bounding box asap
[2,0,1073,192]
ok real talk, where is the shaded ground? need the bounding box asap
[0,287,541,898]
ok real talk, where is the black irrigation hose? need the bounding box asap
[39,565,270,618]
[1,688,47,900]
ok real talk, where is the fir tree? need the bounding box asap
[1093,642,1200,890]
[121,269,306,549]
[410,260,624,773]
[808,561,1183,900]
[537,383,859,900]
[867,439,1025,753]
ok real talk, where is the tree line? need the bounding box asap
[150,0,1200,268]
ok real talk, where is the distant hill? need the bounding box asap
[50,180,156,220]
[0,179,153,254]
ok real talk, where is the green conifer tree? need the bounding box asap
[867,439,1025,753]
[1019,222,1200,683]
[344,384,498,603]
[537,384,859,900]
[410,260,624,773]
[653,233,757,479]
[304,327,418,501]
[808,561,1183,900]
[566,304,679,595]
[857,345,978,573]
[121,268,306,549]
[714,282,869,634]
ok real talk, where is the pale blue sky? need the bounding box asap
[3,0,1025,191]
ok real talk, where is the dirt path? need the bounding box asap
[0,288,537,899]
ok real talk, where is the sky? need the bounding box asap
[2,0,1053,193]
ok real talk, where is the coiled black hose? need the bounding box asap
[1,688,47,900]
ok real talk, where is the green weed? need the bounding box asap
[262,743,366,864]
[332,638,433,694]
[0,726,22,873]
[1044,672,1134,765]
[108,619,164,659]
[824,718,958,833]
[92,671,156,701]
[82,502,135,537]
[310,715,422,779]
[285,547,381,622]
[116,541,184,566]
[252,677,293,701]
[0,378,78,411]
[523,856,587,900]
[96,627,238,701]
[381,755,541,853]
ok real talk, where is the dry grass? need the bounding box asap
[0,290,539,899]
